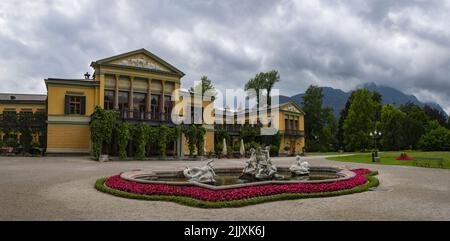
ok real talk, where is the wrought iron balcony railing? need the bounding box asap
[283,129,305,136]
[119,109,171,123]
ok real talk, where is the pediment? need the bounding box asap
[110,53,171,72]
[92,49,185,76]
[281,102,304,114]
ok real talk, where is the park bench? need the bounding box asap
[413,157,445,169]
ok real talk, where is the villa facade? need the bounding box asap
[0,49,305,156]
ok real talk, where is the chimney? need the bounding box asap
[84,72,90,79]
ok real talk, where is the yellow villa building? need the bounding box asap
[0,49,305,156]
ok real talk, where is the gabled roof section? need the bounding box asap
[278,101,305,115]
[90,48,185,77]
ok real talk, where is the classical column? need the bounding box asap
[129,76,134,118]
[160,80,165,120]
[146,78,152,119]
[114,74,119,110]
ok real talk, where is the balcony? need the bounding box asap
[214,124,261,136]
[282,129,305,137]
[119,109,172,125]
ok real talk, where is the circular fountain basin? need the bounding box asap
[120,166,355,191]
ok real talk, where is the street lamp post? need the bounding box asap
[369,130,382,162]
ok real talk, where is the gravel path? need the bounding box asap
[0,155,449,220]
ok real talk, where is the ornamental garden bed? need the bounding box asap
[95,168,379,208]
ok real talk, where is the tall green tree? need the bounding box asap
[423,105,447,127]
[302,85,337,151]
[322,107,338,151]
[380,104,406,150]
[337,91,356,150]
[189,75,217,98]
[399,102,429,149]
[245,70,280,121]
[342,89,379,151]
[262,70,280,106]
[245,72,267,122]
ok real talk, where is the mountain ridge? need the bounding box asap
[279,83,447,117]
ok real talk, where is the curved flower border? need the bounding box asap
[96,169,379,208]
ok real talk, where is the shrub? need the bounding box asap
[5,138,18,148]
[215,142,223,155]
[30,139,40,148]
[419,126,450,151]
[246,141,261,150]
[270,145,279,156]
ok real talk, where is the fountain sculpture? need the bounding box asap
[241,146,284,180]
[289,155,310,175]
[183,160,217,183]
[183,148,311,184]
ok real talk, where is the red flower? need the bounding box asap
[105,169,372,201]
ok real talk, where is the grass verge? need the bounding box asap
[95,171,379,208]
[326,151,450,169]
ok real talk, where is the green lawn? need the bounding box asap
[305,152,355,156]
[326,151,450,169]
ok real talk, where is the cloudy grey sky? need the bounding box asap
[0,0,449,113]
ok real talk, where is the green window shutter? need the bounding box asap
[65,95,70,114]
[80,96,86,115]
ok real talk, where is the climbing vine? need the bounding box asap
[17,112,33,153]
[195,126,206,156]
[182,125,206,157]
[182,125,196,157]
[90,106,118,159]
[117,122,132,159]
[157,125,169,159]
[134,122,150,160]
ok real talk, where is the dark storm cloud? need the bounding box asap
[0,0,449,113]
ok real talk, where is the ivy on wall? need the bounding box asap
[90,106,118,159]
[0,111,47,151]
[17,112,33,153]
[134,123,150,160]
[117,122,132,159]
[182,125,206,157]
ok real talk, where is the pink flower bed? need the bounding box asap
[396,152,412,160]
[105,169,371,202]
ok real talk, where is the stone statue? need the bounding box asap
[289,155,310,175]
[183,160,216,183]
[241,146,283,180]
[242,148,257,176]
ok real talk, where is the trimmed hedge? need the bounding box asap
[95,171,379,208]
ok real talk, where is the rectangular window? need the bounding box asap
[133,92,146,112]
[151,94,160,113]
[65,95,86,115]
[134,92,146,119]
[118,91,129,111]
[69,96,82,114]
[164,95,172,115]
[104,90,114,110]
[150,94,160,120]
